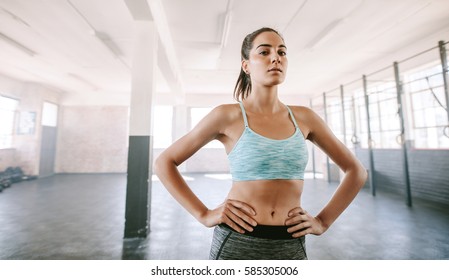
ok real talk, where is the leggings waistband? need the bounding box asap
[219,224,294,240]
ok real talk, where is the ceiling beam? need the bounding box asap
[0,32,36,57]
[123,0,153,21]
[123,0,184,99]
[146,0,184,99]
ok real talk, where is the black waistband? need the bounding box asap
[220,224,294,240]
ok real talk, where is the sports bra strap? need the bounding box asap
[240,102,298,128]
[238,102,249,127]
[286,106,299,128]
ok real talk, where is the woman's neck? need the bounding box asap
[243,85,282,114]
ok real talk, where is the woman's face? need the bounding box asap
[243,31,288,87]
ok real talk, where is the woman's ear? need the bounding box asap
[241,60,249,74]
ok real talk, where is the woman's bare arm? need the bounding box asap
[285,107,367,237]
[154,105,257,233]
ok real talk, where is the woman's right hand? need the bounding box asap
[199,199,257,234]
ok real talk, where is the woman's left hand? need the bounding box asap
[285,207,327,238]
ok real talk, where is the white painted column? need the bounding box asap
[124,21,157,238]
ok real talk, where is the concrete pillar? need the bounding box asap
[124,21,157,238]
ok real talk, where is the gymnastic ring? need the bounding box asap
[444,125,449,138]
[368,139,376,148]
[351,135,360,144]
[396,134,405,145]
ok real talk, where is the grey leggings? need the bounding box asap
[209,224,307,260]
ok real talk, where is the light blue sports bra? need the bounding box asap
[228,102,308,181]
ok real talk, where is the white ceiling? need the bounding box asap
[0,0,449,102]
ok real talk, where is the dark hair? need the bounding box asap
[233,27,284,101]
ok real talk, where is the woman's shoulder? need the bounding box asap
[200,103,243,135]
[287,105,316,118]
[210,103,242,120]
[287,105,325,130]
[213,103,240,112]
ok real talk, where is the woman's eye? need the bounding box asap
[259,50,269,55]
[279,50,287,56]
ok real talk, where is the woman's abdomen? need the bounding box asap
[227,179,304,225]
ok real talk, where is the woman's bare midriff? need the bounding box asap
[226,179,304,225]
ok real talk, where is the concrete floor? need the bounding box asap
[0,173,448,260]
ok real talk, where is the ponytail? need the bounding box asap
[233,69,252,101]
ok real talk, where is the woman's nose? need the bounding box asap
[271,54,280,63]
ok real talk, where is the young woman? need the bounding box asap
[154,27,367,260]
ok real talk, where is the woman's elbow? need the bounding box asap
[355,162,368,189]
[154,152,178,176]
[154,154,167,177]
[343,160,368,189]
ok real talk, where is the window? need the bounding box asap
[342,95,356,149]
[405,64,449,149]
[42,102,58,127]
[367,82,401,149]
[190,107,222,148]
[153,106,173,149]
[0,95,19,149]
[353,90,369,148]
[325,93,347,145]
